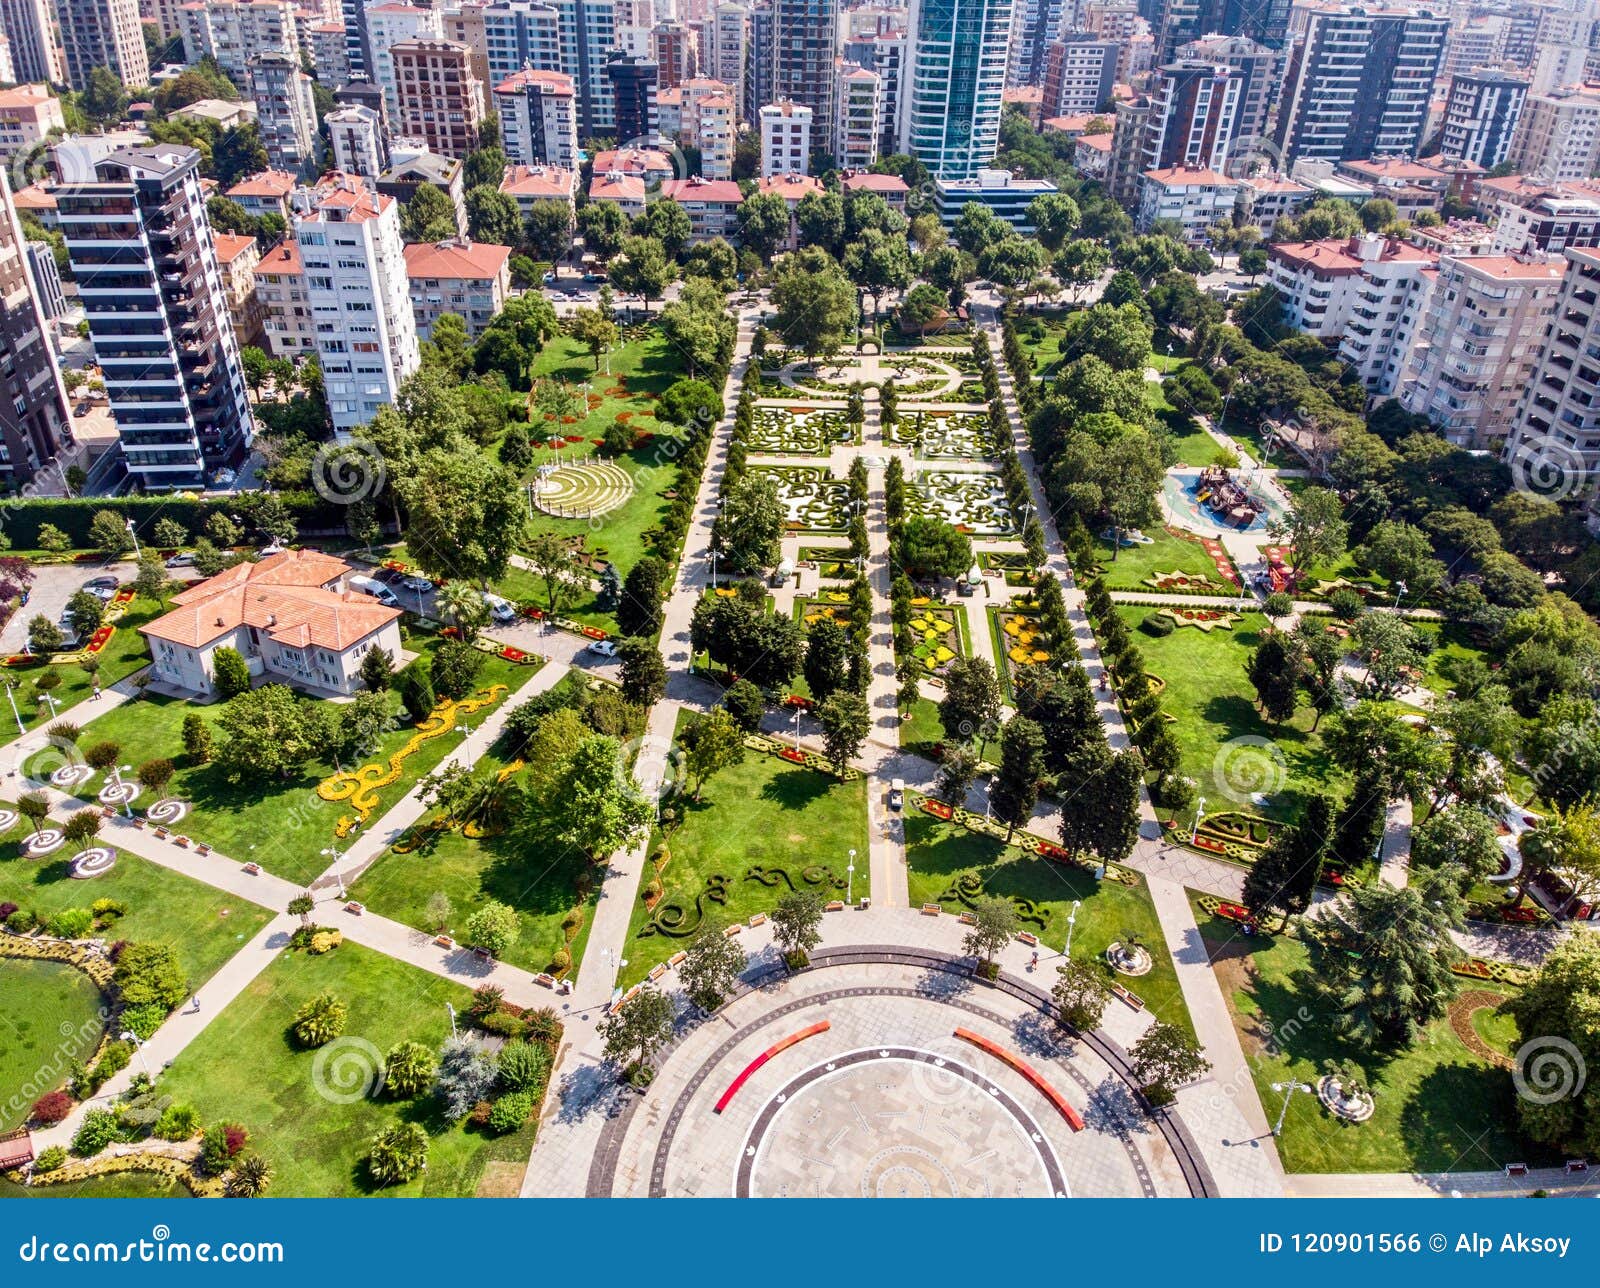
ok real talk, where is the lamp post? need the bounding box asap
[1190,797,1206,845]
[1270,1080,1313,1136]
[1064,900,1080,958]
[41,691,58,720]
[110,762,133,817]
[3,680,23,735]
[320,845,346,900]
[125,519,141,559]
[446,1002,457,1038]
[119,1029,152,1077]
[846,848,856,904]
[792,706,802,752]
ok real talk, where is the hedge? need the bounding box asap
[0,492,362,549]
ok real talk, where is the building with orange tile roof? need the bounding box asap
[0,85,63,163]
[497,162,575,220]
[659,176,744,241]
[403,236,510,338]
[256,238,314,357]
[1268,233,1438,344]
[225,169,297,221]
[141,548,403,697]
[1135,166,1241,243]
[212,231,265,351]
[587,170,647,218]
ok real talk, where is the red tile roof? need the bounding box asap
[257,240,303,276]
[212,232,257,264]
[145,550,398,652]
[499,163,574,198]
[225,170,296,199]
[403,237,511,280]
[660,177,743,204]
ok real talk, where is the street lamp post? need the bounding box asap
[792,706,802,752]
[320,845,346,900]
[41,692,58,720]
[1064,900,1080,958]
[1270,1081,1313,1136]
[1190,797,1207,845]
[446,1002,457,1038]
[119,1030,152,1077]
[847,849,856,904]
[125,519,141,560]
[3,680,23,735]
[111,762,133,817]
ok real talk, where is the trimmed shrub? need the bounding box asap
[33,1144,67,1173]
[1141,612,1175,637]
[487,1091,534,1134]
[497,1041,552,1095]
[72,1108,120,1156]
[153,1102,200,1141]
[30,1090,73,1124]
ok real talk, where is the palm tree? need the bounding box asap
[435,580,488,642]
[288,894,314,927]
[224,1154,272,1198]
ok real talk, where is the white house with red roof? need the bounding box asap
[140,549,404,698]
[659,177,743,242]
[403,237,511,338]
[498,163,576,221]
[224,169,297,222]
[1135,166,1241,243]
[840,170,909,212]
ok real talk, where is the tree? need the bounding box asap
[430,638,484,701]
[36,524,70,553]
[844,227,914,317]
[1027,191,1081,250]
[425,313,473,382]
[1308,874,1463,1048]
[721,678,765,733]
[939,656,1001,749]
[771,889,825,965]
[287,894,315,927]
[541,735,652,862]
[962,895,1019,976]
[1053,959,1111,1032]
[900,282,948,335]
[617,636,667,705]
[804,617,851,703]
[89,510,132,556]
[1355,519,1444,598]
[1053,239,1111,301]
[795,190,845,254]
[366,1122,429,1186]
[434,1034,498,1120]
[678,707,745,800]
[656,376,723,430]
[62,808,101,847]
[898,516,973,579]
[465,184,522,246]
[1240,794,1332,925]
[214,684,322,779]
[182,713,213,763]
[517,199,571,269]
[1280,487,1348,572]
[1129,1022,1210,1104]
[292,990,347,1047]
[523,532,584,617]
[770,247,857,359]
[133,554,169,603]
[1349,613,1429,699]
[26,615,62,654]
[567,306,619,369]
[1505,935,1600,1156]
[990,715,1044,841]
[1247,631,1302,723]
[598,985,675,1080]
[82,66,129,126]
[737,190,791,259]
[397,448,524,585]
[952,202,1007,256]
[212,646,251,699]
[679,928,746,1011]
[66,589,104,636]
[1519,807,1600,918]
[617,556,665,638]
[936,744,978,806]
[464,901,519,957]
[18,791,51,837]
[361,646,394,693]
[634,200,692,259]
[135,757,175,798]
[610,235,674,310]
[817,690,870,773]
[1410,805,1503,890]
[718,472,784,573]
[400,183,458,243]
[977,234,1049,292]
[1061,749,1142,866]
[578,200,628,258]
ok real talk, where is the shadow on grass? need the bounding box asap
[1397,1063,1521,1173]
[756,766,833,811]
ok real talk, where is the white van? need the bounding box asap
[349,575,400,608]
[482,592,517,624]
[889,778,905,810]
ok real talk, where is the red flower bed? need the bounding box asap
[84,625,115,654]
[581,626,607,639]
[112,588,135,605]
[3,654,42,667]
[1217,902,1252,922]
[1193,836,1226,854]
[441,627,460,639]
[779,747,806,763]
[500,646,528,663]
[1038,842,1069,860]
[564,435,584,443]
[1501,907,1541,923]
[782,694,814,710]
[561,416,579,425]
[521,605,544,619]
[921,799,953,821]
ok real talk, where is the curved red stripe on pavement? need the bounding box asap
[712,1020,830,1114]
[953,1027,1084,1131]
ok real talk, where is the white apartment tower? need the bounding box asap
[901,0,1015,180]
[1507,87,1600,184]
[366,3,444,126]
[292,173,420,435]
[0,0,64,83]
[248,51,319,176]
[495,68,580,171]
[56,0,147,89]
[759,99,811,175]
[327,105,387,183]
[834,64,882,170]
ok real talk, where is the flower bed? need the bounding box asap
[1451,957,1534,987]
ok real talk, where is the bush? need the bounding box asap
[153,1102,200,1141]
[468,984,504,1016]
[487,1091,534,1134]
[47,907,94,939]
[212,646,251,699]
[119,1002,167,1040]
[366,1122,429,1186]
[181,712,213,763]
[6,908,37,932]
[72,1108,120,1156]
[398,660,435,723]
[1157,774,1198,815]
[479,1009,526,1039]
[497,1040,552,1095]
[383,1041,436,1099]
[523,1007,562,1045]
[307,930,343,954]
[90,898,127,919]
[429,639,483,701]
[1140,612,1175,636]
[290,990,347,1047]
[31,1090,73,1124]
[33,1144,66,1173]
[113,942,188,1011]
[201,1122,247,1174]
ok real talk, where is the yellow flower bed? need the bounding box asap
[316,685,508,825]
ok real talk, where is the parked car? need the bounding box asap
[164,551,196,568]
[400,574,433,594]
[481,592,517,624]
[586,639,618,658]
[348,575,400,608]
[81,576,118,600]
[888,778,905,810]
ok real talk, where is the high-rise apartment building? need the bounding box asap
[366,4,444,127]
[844,26,907,160]
[306,20,350,85]
[1438,69,1528,170]
[742,2,773,125]
[0,0,64,83]
[1139,61,1243,175]
[771,0,836,124]
[496,69,579,171]
[834,65,882,170]
[56,0,147,90]
[1174,34,1282,151]
[606,52,659,144]
[1399,253,1564,451]
[1154,0,1290,63]
[1272,7,1449,166]
[60,146,253,490]
[901,0,1014,180]
[759,98,811,175]
[0,172,70,487]
[178,0,298,85]
[327,104,387,183]
[481,0,618,139]
[290,172,419,435]
[248,51,319,175]
[1039,35,1119,118]
[652,19,697,87]
[708,2,746,110]
[391,38,484,159]
[1507,87,1600,183]
[1005,0,1065,88]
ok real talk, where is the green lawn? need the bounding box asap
[351,749,600,983]
[1114,606,1341,823]
[905,814,1193,1039]
[0,827,272,993]
[1090,529,1238,595]
[1190,895,1530,1173]
[157,941,536,1197]
[8,597,166,732]
[0,959,105,1130]
[74,638,531,885]
[515,327,690,629]
[618,728,869,986]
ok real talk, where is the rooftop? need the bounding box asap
[212,232,257,264]
[660,177,743,203]
[226,169,297,199]
[257,240,303,276]
[403,236,512,279]
[498,163,574,197]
